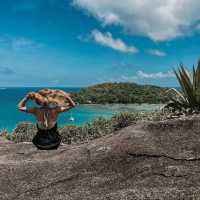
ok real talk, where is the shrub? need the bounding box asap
[59,117,114,144]
[8,110,178,144]
[111,112,138,130]
[165,60,200,112]
[11,122,36,143]
[0,129,11,140]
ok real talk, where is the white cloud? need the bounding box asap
[147,49,166,57]
[73,0,200,41]
[91,29,138,53]
[109,70,175,83]
[137,70,175,79]
[0,36,44,51]
[11,38,44,50]
[120,75,138,81]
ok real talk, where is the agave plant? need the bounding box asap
[165,60,200,112]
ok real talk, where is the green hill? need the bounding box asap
[71,82,170,104]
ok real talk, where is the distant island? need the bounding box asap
[71,82,170,104]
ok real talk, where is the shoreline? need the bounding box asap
[1,108,188,144]
[0,103,164,133]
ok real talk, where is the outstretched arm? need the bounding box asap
[17,93,37,114]
[56,96,76,113]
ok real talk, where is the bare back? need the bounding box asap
[34,108,59,129]
[18,92,76,130]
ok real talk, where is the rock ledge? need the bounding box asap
[1,116,200,199]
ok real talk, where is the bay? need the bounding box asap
[0,87,163,132]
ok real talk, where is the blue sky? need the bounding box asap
[0,0,200,87]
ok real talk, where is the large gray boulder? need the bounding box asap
[1,115,200,199]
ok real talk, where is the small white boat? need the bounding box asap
[68,111,75,122]
[69,116,75,121]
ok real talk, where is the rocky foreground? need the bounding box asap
[1,116,200,199]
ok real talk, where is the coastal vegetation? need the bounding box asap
[165,60,200,113]
[3,61,200,144]
[71,82,170,104]
[1,109,182,144]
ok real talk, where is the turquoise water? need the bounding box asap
[0,87,162,132]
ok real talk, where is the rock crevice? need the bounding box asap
[1,116,200,199]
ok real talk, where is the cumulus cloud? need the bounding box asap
[73,0,200,41]
[147,49,166,57]
[137,70,175,79]
[91,29,138,53]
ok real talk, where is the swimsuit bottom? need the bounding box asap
[32,123,62,150]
